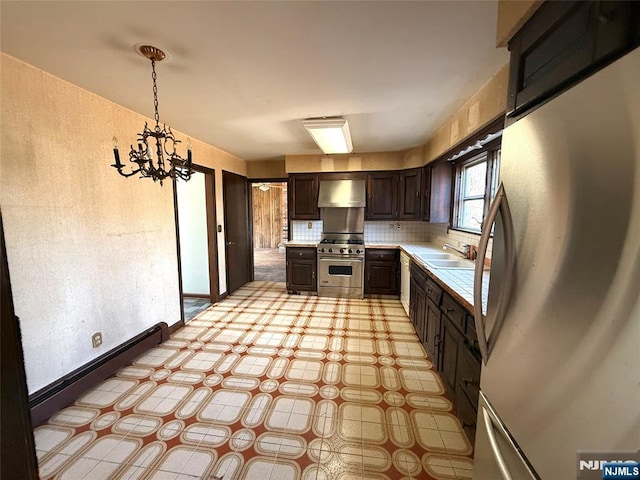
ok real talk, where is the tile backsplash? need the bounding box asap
[364,221,430,243]
[429,223,493,259]
[290,220,323,241]
[291,220,431,243]
[290,220,492,258]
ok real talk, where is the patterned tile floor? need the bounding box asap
[34,281,474,480]
[184,298,213,322]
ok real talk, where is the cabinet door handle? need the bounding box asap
[299,252,303,256]
[312,271,315,279]
[445,307,454,314]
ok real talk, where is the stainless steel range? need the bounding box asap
[317,234,365,299]
[316,179,367,299]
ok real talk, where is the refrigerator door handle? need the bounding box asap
[473,183,515,364]
[482,405,515,480]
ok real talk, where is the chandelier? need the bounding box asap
[111,45,192,186]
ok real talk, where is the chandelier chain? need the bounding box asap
[151,59,160,126]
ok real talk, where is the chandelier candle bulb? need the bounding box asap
[111,136,122,167]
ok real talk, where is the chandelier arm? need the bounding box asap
[116,168,142,178]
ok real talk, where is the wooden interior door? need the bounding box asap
[223,171,252,294]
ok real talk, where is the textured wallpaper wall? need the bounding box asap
[0,54,244,393]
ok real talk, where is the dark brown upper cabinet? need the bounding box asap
[366,172,398,220]
[289,174,320,220]
[423,161,452,223]
[399,168,423,220]
[507,0,640,121]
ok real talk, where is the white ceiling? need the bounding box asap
[1,1,509,161]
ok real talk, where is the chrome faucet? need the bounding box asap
[443,243,471,259]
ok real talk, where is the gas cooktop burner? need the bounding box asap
[319,238,364,245]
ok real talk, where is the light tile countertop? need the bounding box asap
[283,240,318,247]
[284,241,489,314]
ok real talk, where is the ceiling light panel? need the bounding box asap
[303,117,353,154]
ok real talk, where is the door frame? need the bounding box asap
[173,165,220,324]
[222,170,253,294]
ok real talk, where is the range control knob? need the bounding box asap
[318,248,324,253]
[328,248,333,253]
[340,248,345,254]
[348,249,353,254]
[356,249,362,254]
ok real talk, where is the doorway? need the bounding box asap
[251,181,287,282]
[222,171,252,295]
[175,167,218,321]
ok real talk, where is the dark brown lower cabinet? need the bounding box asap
[409,260,481,444]
[365,249,399,295]
[414,284,427,342]
[455,342,482,445]
[409,262,427,345]
[286,247,317,293]
[425,298,442,369]
[455,376,480,446]
[440,315,462,396]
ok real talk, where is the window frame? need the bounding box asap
[451,138,501,235]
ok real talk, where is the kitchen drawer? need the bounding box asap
[425,277,443,305]
[441,292,466,333]
[286,247,317,260]
[366,248,398,262]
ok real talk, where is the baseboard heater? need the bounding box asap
[29,322,169,427]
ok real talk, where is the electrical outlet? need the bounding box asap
[396,223,401,229]
[307,222,312,229]
[92,332,102,348]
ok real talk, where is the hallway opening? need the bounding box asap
[251,181,287,282]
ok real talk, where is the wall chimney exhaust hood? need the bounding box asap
[318,179,366,208]
[303,117,353,154]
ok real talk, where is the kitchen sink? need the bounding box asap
[416,252,453,260]
[423,258,476,270]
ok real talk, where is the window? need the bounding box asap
[452,145,501,233]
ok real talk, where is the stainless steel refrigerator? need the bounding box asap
[471,47,640,479]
